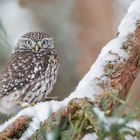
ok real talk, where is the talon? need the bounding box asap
[31,102,36,106]
[45,96,58,101]
[20,102,30,108]
[20,102,36,108]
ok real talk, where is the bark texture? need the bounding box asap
[0,116,31,139]
[94,24,140,111]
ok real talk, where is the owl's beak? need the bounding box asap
[32,45,41,52]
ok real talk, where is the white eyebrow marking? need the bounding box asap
[19,38,33,42]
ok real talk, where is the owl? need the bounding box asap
[0,32,59,114]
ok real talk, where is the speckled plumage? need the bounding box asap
[0,32,59,114]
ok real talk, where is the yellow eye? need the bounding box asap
[25,40,32,46]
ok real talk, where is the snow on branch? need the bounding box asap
[82,108,140,140]
[1,0,140,139]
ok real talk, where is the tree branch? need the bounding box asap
[0,116,31,139]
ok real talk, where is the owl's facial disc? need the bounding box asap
[18,36,54,53]
[32,38,54,53]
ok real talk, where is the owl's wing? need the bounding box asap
[0,51,49,97]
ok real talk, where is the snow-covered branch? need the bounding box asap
[1,0,140,139]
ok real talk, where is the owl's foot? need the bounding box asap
[20,102,36,108]
[20,97,58,108]
[30,102,36,106]
[45,96,58,101]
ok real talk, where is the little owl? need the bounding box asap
[0,32,59,114]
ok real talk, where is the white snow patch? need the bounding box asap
[46,132,54,140]
[101,37,128,59]
[81,133,98,140]
[126,120,140,130]
[125,135,138,140]
[118,0,140,37]
[93,107,106,122]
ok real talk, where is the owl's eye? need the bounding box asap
[42,38,54,49]
[42,40,49,45]
[25,40,32,46]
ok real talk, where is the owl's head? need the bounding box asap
[16,32,55,53]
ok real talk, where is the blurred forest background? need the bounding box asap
[0,0,138,112]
